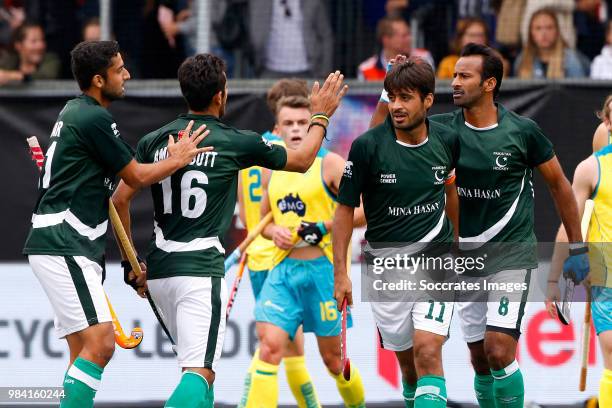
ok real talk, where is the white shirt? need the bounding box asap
[265,0,310,73]
[591,45,612,79]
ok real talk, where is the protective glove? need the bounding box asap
[563,243,589,284]
[297,221,328,246]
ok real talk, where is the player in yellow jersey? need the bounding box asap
[548,94,612,407]
[593,95,612,152]
[243,95,366,407]
[237,79,317,407]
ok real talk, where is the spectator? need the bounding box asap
[521,0,576,48]
[82,17,101,42]
[574,0,606,60]
[515,8,588,78]
[358,16,434,81]
[157,0,226,58]
[437,17,489,79]
[591,20,612,79]
[249,0,333,78]
[0,21,60,84]
[0,2,25,49]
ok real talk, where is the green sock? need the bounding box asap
[206,383,214,408]
[415,375,447,408]
[491,361,524,408]
[474,373,495,408]
[402,379,417,408]
[165,372,209,408]
[60,357,103,408]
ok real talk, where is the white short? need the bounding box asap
[147,276,228,370]
[370,297,454,351]
[456,269,531,343]
[29,255,111,338]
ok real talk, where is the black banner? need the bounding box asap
[1,82,608,260]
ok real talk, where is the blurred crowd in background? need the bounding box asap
[0,0,611,86]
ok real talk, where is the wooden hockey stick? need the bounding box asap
[579,199,594,391]
[27,136,143,349]
[224,212,273,271]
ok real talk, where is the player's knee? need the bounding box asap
[258,336,284,365]
[484,342,514,370]
[284,339,304,357]
[320,347,341,374]
[83,335,115,366]
[467,340,490,374]
[413,343,442,374]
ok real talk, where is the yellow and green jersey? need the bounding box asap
[23,95,134,264]
[136,114,287,279]
[588,145,612,288]
[240,131,282,271]
[268,148,337,268]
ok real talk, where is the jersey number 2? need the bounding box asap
[160,170,208,218]
[248,168,262,202]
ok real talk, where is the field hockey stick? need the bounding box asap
[108,199,177,354]
[556,199,595,325]
[340,297,351,380]
[226,252,247,319]
[578,199,595,390]
[224,212,273,271]
[26,136,143,349]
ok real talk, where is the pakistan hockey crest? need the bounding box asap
[277,193,306,216]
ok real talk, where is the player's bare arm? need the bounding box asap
[547,156,598,316]
[445,181,459,240]
[118,121,212,189]
[111,180,147,296]
[322,152,366,229]
[538,156,583,243]
[332,204,355,308]
[284,71,348,172]
[237,174,246,227]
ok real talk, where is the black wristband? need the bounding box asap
[308,122,328,140]
[122,256,143,290]
[569,244,589,256]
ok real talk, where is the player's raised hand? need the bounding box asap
[310,71,349,118]
[389,54,408,67]
[167,120,213,167]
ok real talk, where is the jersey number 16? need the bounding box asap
[159,170,208,218]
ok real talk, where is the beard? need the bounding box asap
[392,110,426,132]
[101,85,125,102]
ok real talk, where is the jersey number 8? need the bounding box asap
[160,170,208,218]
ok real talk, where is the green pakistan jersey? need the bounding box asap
[23,94,134,264]
[338,116,459,246]
[430,104,555,274]
[136,113,287,279]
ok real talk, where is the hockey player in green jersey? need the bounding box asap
[112,54,348,407]
[429,43,587,408]
[334,57,460,408]
[368,44,587,407]
[23,41,211,408]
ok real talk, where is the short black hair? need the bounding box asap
[178,54,227,111]
[384,57,435,101]
[460,42,503,98]
[71,41,121,90]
